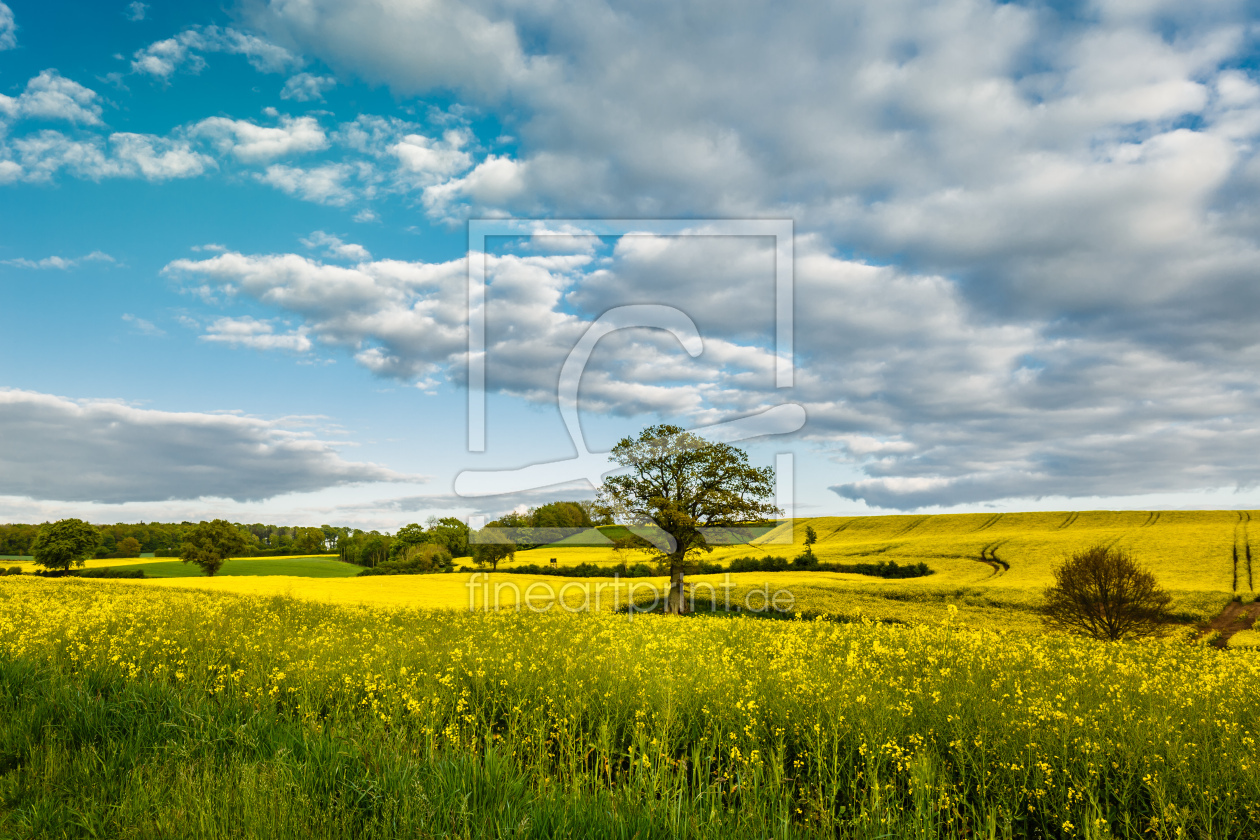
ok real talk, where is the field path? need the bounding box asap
[1202,600,1260,646]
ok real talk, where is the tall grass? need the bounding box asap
[2,577,1259,838]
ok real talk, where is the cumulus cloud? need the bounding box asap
[251,0,543,100]
[163,249,469,381]
[0,3,14,51]
[281,72,336,101]
[200,316,313,353]
[255,162,359,205]
[130,25,298,79]
[8,130,214,182]
[191,114,327,162]
[0,388,413,503]
[301,230,371,261]
[0,70,103,125]
[1,250,114,269]
[126,2,147,22]
[166,230,1260,509]
[232,0,1260,509]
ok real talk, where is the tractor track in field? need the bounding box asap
[1140,511,1161,528]
[1056,512,1079,530]
[975,540,1010,577]
[1233,512,1252,594]
[825,520,857,540]
[892,516,930,537]
[972,513,1003,533]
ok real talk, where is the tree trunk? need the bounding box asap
[666,557,687,615]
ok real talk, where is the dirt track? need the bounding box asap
[1201,601,1260,646]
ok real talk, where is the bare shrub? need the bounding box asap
[1043,543,1173,641]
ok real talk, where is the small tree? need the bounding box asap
[598,424,779,614]
[803,525,818,557]
[31,519,101,573]
[180,519,247,577]
[470,532,516,571]
[118,537,142,558]
[1043,543,1173,641]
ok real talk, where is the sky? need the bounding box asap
[1,0,1259,530]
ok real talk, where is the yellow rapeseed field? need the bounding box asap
[1,576,1258,837]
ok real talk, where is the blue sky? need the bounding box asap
[2,0,1259,529]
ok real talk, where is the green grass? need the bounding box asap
[105,556,362,579]
[0,656,745,840]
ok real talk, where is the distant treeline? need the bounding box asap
[0,500,603,569]
[340,501,604,571]
[0,522,351,560]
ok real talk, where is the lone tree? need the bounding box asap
[180,519,247,577]
[803,525,818,557]
[598,424,779,614]
[31,518,101,573]
[1043,543,1173,641]
[470,526,516,571]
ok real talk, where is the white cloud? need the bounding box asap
[191,114,328,162]
[163,249,469,381]
[200,316,313,353]
[353,208,379,223]
[301,230,371,261]
[0,70,103,125]
[281,72,336,101]
[0,3,14,51]
[422,154,525,219]
[9,130,214,182]
[131,26,298,79]
[256,162,358,205]
[0,387,412,503]
[1,250,115,269]
[110,132,216,178]
[121,313,164,336]
[126,2,147,22]
[390,129,472,186]
[253,0,543,99]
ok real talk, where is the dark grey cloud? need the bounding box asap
[0,388,415,503]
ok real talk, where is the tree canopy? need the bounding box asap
[598,424,779,614]
[30,519,102,572]
[180,520,248,577]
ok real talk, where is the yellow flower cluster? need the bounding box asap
[2,575,1258,835]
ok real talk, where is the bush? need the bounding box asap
[1043,543,1173,641]
[76,568,146,579]
[4,566,20,576]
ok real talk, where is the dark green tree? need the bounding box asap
[803,525,818,557]
[598,425,780,614]
[180,520,247,577]
[31,518,101,572]
[426,516,471,558]
[1043,544,1173,641]
[470,525,516,571]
